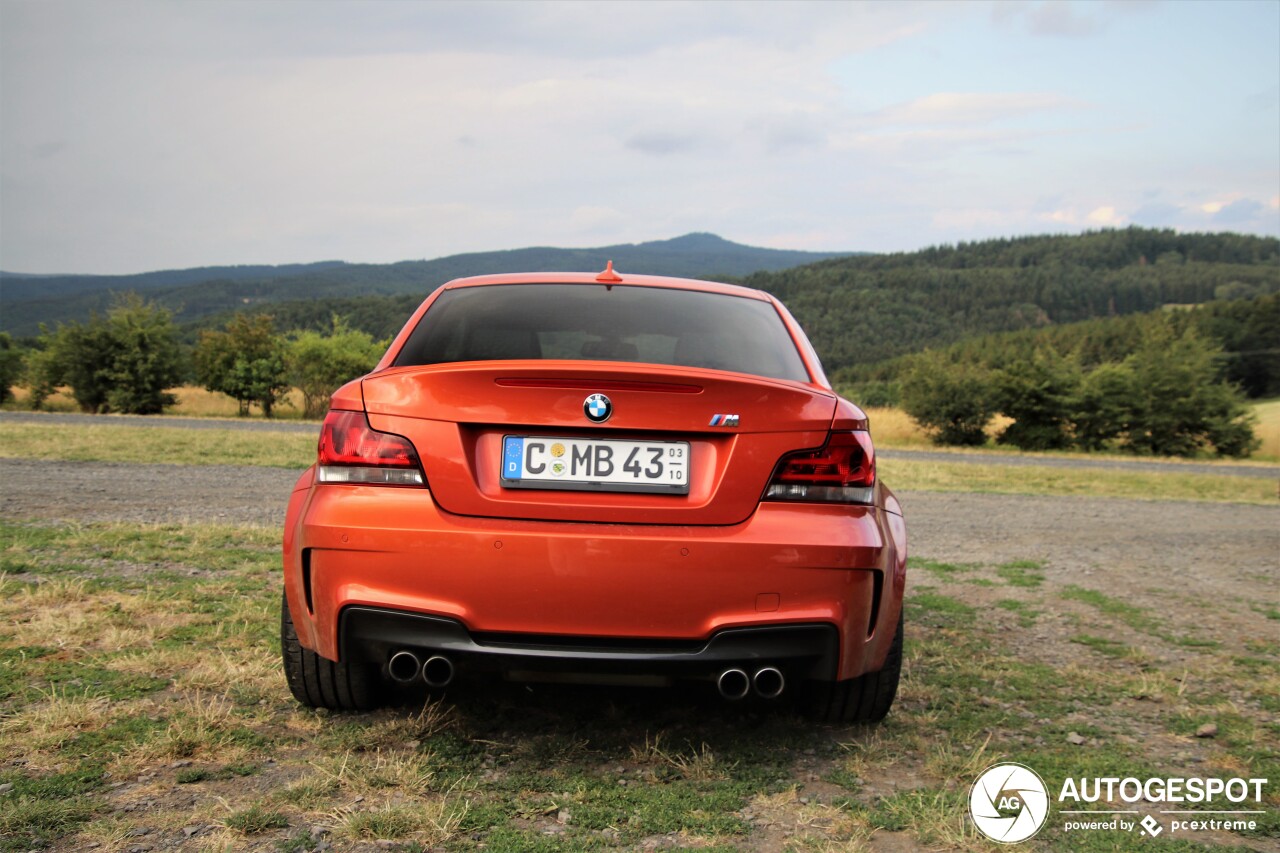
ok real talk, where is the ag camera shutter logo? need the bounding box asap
[969,763,1050,843]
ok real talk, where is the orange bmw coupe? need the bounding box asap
[282,265,907,722]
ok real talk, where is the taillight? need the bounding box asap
[316,409,425,487]
[764,430,876,504]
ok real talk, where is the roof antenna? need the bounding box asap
[595,259,623,289]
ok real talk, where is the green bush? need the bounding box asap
[900,352,996,446]
[286,318,386,418]
[993,349,1080,451]
[899,318,1258,458]
[1118,324,1258,458]
[27,294,181,414]
[0,333,23,404]
[194,315,290,417]
[847,380,901,408]
[1073,361,1132,452]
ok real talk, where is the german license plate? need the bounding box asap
[502,436,689,494]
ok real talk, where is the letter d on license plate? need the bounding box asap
[502,436,689,494]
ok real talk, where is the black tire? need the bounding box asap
[281,592,381,711]
[807,610,903,724]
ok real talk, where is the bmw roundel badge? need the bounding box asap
[584,394,612,423]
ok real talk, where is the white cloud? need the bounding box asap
[1086,206,1124,226]
[0,0,1275,272]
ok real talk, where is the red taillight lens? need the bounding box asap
[316,409,425,487]
[764,430,876,504]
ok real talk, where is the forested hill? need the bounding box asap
[0,261,348,302]
[852,294,1280,400]
[0,233,853,337]
[739,228,1279,376]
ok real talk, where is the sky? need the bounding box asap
[1,0,1277,275]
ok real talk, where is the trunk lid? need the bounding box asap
[362,362,836,525]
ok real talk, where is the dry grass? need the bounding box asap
[169,386,309,420]
[863,406,1012,449]
[630,734,729,782]
[861,406,931,448]
[4,582,194,654]
[4,518,1277,851]
[329,797,467,845]
[313,750,438,798]
[5,384,312,420]
[1252,399,1280,461]
[0,687,117,758]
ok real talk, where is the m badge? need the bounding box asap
[709,414,740,427]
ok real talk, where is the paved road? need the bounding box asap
[4,410,1277,480]
[0,410,319,434]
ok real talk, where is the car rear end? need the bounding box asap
[282,271,906,720]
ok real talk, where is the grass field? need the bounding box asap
[6,388,1278,460]
[1252,399,1280,462]
[0,422,316,469]
[1,420,1274,505]
[0,521,1275,851]
[3,386,312,421]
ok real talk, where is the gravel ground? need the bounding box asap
[0,458,303,527]
[2,458,1275,592]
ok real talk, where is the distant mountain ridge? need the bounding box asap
[0,233,855,336]
[0,262,350,302]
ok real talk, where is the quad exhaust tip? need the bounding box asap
[753,666,785,699]
[422,655,455,688]
[717,668,750,701]
[388,651,454,688]
[388,650,421,683]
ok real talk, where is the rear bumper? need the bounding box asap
[341,607,839,683]
[283,468,906,683]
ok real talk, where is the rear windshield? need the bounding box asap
[392,283,811,383]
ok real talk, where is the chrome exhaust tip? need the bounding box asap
[388,650,422,683]
[422,655,455,688]
[752,666,785,699]
[716,668,750,701]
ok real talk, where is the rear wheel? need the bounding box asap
[807,610,903,723]
[281,592,381,711]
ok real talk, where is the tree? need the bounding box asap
[286,317,386,418]
[1119,324,1258,458]
[28,320,117,412]
[194,315,290,417]
[1073,362,1133,452]
[0,333,23,404]
[993,349,1081,451]
[900,352,997,446]
[101,293,183,414]
[25,294,181,414]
